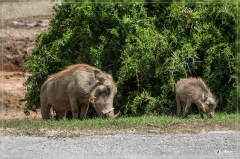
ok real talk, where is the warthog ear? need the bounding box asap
[94,70,105,84]
[202,93,208,101]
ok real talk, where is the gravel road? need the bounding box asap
[1,131,239,159]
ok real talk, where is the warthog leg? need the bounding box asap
[69,98,79,119]
[176,93,181,116]
[183,100,191,118]
[80,104,89,120]
[197,106,204,118]
[41,103,51,119]
[58,110,66,119]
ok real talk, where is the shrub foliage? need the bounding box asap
[23,2,237,116]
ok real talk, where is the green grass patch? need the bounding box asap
[3,113,239,137]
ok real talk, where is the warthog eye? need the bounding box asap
[106,85,111,95]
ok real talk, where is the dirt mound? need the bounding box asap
[2,36,34,71]
[1,0,58,71]
[2,15,53,71]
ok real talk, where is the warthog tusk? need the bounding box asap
[114,110,121,118]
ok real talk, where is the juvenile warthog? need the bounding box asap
[176,77,217,118]
[40,64,120,120]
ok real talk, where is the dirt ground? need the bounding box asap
[1,0,61,122]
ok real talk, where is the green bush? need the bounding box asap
[23,2,237,117]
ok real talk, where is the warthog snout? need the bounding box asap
[209,111,214,118]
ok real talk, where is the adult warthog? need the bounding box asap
[40,64,120,120]
[176,77,217,118]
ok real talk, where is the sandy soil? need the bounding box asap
[1,0,61,122]
[0,71,42,121]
